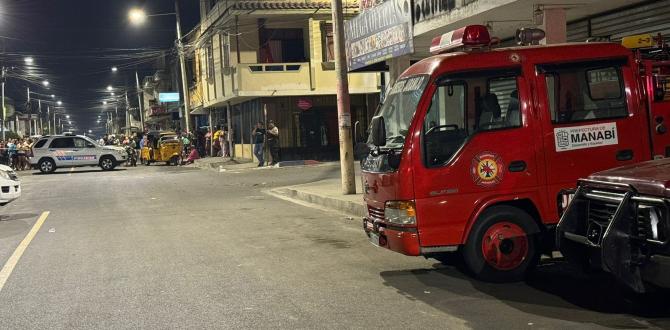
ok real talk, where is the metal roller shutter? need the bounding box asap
[568,0,670,42]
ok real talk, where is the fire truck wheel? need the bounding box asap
[463,205,540,282]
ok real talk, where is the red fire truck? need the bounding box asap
[361,25,670,282]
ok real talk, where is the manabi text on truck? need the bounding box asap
[360,25,670,282]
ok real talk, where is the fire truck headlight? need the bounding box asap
[385,200,416,225]
[639,204,667,242]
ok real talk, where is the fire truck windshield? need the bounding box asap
[371,75,428,149]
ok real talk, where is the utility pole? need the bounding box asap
[1,79,4,140]
[175,0,191,133]
[330,0,356,194]
[135,71,144,131]
[115,105,119,135]
[27,87,31,136]
[125,90,130,135]
[38,99,42,135]
[47,105,50,134]
[1,67,5,140]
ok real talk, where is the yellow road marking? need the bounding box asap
[0,211,50,293]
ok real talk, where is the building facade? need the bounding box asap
[189,0,381,161]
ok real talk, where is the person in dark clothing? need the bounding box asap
[252,122,266,167]
[266,121,280,166]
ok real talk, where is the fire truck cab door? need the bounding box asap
[536,59,646,220]
[645,61,670,158]
[413,68,540,246]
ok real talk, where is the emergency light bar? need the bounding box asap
[430,25,492,54]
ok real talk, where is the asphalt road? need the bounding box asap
[0,164,668,329]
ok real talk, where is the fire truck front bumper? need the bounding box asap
[363,217,421,256]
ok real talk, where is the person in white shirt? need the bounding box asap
[266,121,280,165]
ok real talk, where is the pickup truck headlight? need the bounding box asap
[385,200,416,225]
[638,204,667,242]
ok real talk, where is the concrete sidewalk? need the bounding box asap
[269,176,366,218]
[189,157,323,172]
[189,157,257,171]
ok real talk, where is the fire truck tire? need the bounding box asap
[463,205,540,282]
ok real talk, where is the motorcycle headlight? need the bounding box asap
[385,200,417,225]
[638,204,668,242]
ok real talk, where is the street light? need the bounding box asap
[111,67,118,73]
[106,85,113,91]
[24,57,34,64]
[66,115,70,119]
[56,101,62,106]
[42,80,49,87]
[128,8,147,26]
[103,101,107,105]
[51,94,55,99]
[127,2,191,133]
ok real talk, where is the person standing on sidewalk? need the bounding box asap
[221,127,229,158]
[252,122,265,167]
[213,126,223,157]
[266,121,280,166]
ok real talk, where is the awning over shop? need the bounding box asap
[189,107,208,115]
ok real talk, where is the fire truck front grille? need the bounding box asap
[368,205,385,221]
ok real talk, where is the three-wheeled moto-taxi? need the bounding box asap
[141,131,182,166]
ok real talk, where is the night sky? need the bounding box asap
[0,0,200,135]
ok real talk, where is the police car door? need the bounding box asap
[47,137,75,167]
[72,137,96,166]
[537,59,646,219]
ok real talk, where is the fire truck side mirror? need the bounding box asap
[370,116,386,147]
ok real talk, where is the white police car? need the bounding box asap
[30,134,127,174]
[0,164,20,205]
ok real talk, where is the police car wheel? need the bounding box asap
[463,205,540,283]
[100,157,115,171]
[38,158,56,174]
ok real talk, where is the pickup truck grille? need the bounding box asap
[368,205,384,221]
[588,200,618,225]
[580,190,625,245]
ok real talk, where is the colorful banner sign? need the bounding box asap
[344,0,413,71]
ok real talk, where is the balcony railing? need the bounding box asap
[237,62,311,92]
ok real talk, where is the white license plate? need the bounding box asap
[369,233,380,246]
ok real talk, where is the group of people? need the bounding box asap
[99,120,282,167]
[208,126,231,158]
[0,138,34,170]
[252,121,280,167]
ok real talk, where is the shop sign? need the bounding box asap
[297,98,313,110]
[159,92,180,103]
[149,106,167,116]
[413,0,459,24]
[344,0,413,71]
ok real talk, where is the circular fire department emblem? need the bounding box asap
[471,151,505,187]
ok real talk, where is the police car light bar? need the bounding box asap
[430,25,492,54]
